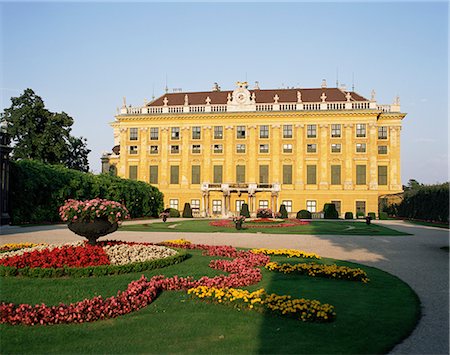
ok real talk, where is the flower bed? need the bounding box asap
[0,243,45,253]
[0,241,184,278]
[251,248,321,259]
[209,218,309,228]
[265,262,370,283]
[0,242,338,326]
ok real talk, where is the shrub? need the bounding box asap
[169,208,180,218]
[356,211,365,219]
[379,212,388,220]
[344,212,353,220]
[182,203,193,218]
[256,208,273,218]
[9,160,164,224]
[323,203,339,219]
[240,203,250,218]
[368,212,376,220]
[279,204,288,219]
[296,210,312,219]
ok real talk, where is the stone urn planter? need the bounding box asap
[68,218,118,245]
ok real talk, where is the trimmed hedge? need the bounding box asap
[0,251,188,278]
[368,212,376,220]
[356,211,365,219]
[323,203,339,219]
[182,203,193,218]
[9,160,164,224]
[379,212,388,220]
[240,203,250,218]
[169,208,180,218]
[296,210,312,219]
[279,204,288,219]
[345,212,354,220]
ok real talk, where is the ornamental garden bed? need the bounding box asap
[209,218,309,228]
[0,240,419,354]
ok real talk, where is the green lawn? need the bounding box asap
[404,219,449,229]
[1,249,419,354]
[121,219,410,236]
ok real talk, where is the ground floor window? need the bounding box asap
[235,200,245,212]
[191,199,200,210]
[169,199,179,210]
[259,200,269,209]
[306,200,317,213]
[356,201,366,216]
[212,200,222,215]
[331,200,341,216]
[282,200,292,213]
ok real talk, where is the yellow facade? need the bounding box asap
[104,83,405,218]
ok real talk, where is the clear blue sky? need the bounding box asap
[1,1,448,184]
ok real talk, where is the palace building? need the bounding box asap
[101,80,405,218]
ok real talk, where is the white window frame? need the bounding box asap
[282,200,292,213]
[236,200,245,212]
[259,200,269,209]
[306,200,316,213]
[283,144,293,153]
[169,199,179,210]
[212,200,222,214]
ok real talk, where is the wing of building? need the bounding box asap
[102,80,405,218]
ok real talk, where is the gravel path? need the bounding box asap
[1,219,448,354]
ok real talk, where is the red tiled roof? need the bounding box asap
[148,87,368,106]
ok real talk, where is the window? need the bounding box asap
[259,125,269,138]
[356,165,366,185]
[191,165,201,184]
[282,200,292,213]
[307,144,317,153]
[356,124,366,137]
[283,125,293,138]
[212,200,222,214]
[129,166,138,180]
[331,143,341,153]
[171,127,180,140]
[307,165,317,185]
[214,126,223,139]
[356,143,366,153]
[236,165,246,183]
[236,200,245,212]
[192,126,201,140]
[306,200,316,213]
[191,199,200,211]
[331,201,341,216]
[259,144,269,153]
[283,144,293,153]
[259,200,269,209]
[129,146,138,155]
[236,144,246,153]
[378,146,388,155]
[259,165,269,184]
[192,144,201,154]
[171,145,180,154]
[378,126,388,140]
[149,165,158,184]
[331,165,341,185]
[169,199,179,210]
[129,128,138,141]
[378,166,388,185]
[283,165,292,184]
[356,201,366,215]
[150,145,159,154]
[150,127,159,140]
[237,126,246,139]
[170,165,179,184]
[213,144,223,153]
[331,124,341,138]
[213,165,223,184]
[307,124,317,138]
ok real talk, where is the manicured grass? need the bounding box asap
[404,219,449,229]
[1,249,419,354]
[121,219,410,236]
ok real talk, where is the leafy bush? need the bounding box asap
[356,211,365,219]
[169,208,180,218]
[296,210,312,219]
[9,160,164,224]
[256,208,273,218]
[240,203,250,218]
[279,204,288,219]
[368,212,376,220]
[344,212,353,220]
[182,203,193,218]
[323,203,339,219]
[379,212,388,220]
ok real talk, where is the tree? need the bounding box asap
[0,88,90,172]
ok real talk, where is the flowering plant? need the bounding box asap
[256,208,273,218]
[59,198,130,224]
[232,215,246,224]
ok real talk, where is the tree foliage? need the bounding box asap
[1,88,91,172]
[9,160,164,224]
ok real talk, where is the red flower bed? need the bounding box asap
[0,245,110,269]
[209,219,309,228]
[0,244,269,325]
